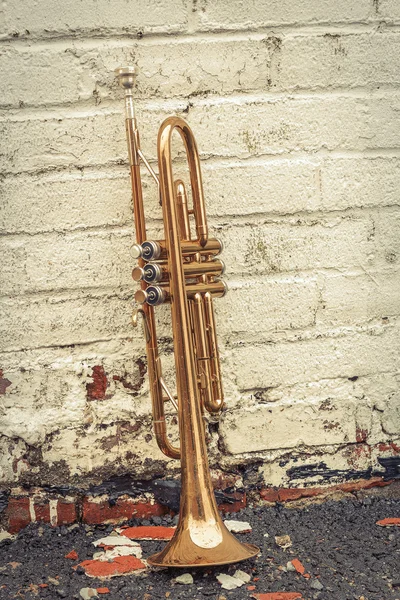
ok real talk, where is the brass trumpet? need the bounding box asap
[116,66,259,568]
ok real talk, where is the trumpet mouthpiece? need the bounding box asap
[115,66,138,90]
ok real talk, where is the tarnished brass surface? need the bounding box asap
[116,67,259,568]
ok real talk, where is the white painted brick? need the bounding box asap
[4,33,397,109]
[0,158,320,236]
[259,445,373,488]
[0,0,188,38]
[0,436,28,483]
[3,95,399,175]
[203,158,321,217]
[220,395,367,454]
[216,276,319,336]
[0,230,134,295]
[196,0,371,30]
[0,37,273,108]
[229,321,400,390]
[378,0,400,22]
[318,270,400,327]
[190,95,400,158]
[221,216,374,277]
[0,170,133,234]
[1,0,399,487]
[320,157,400,212]
[373,208,400,267]
[380,386,400,437]
[275,32,400,91]
[0,291,131,352]
[0,214,376,297]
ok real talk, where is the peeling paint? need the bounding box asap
[0,370,12,395]
[86,366,108,401]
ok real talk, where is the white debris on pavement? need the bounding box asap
[79,589,99,599]
[216,573,245,590]
[92,535,139,547]
[175,573,194,584]
[287,560,296,571]
[233,569,251,583]
[224,520,252,533]
[0,531,15,543]
[93,544,142,561]
[275,534,292,549]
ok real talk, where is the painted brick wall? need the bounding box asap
[1,0,399,494]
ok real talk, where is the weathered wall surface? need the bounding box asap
[1,0,399,495]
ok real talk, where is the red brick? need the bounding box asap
[97,588,110,594]
[290,559,305,575]
[57,501,77,525]
[0,369,12,395]
[376,518,400,527]
[86,365,108,400]
[251,594,303,600]
[65,550,78,560]
[260,477,393,504]
[378,442,400,453]
[78,556,146,578]
[6,498,31,533]
[121,526,175,540]
[82,497,167,525]
[34,502,50,524]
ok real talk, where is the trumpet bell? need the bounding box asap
[148,525,259,567]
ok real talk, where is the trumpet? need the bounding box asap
[115,66,259,567]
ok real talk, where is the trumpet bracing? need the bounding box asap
[115,66,259,567]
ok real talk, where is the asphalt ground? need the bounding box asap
[0,492,399,600]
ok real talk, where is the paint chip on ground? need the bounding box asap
[224,520,252,534]
[121,526,176,540]
[77,556,147,578]
[376,517,400,527]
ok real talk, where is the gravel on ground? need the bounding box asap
[0,495,399,600]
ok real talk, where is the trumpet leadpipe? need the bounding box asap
[131,238,223,261]
[135,280,228,306]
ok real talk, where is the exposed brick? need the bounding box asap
[378,442,400,453]
[260,477,393,503]
[34,502,50,524]
[86,365,108,401]
[57,501,77,525]
[82,497,168,525]
[77,555,146,578]
[0,370,11,395]
[6,497,31,533]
